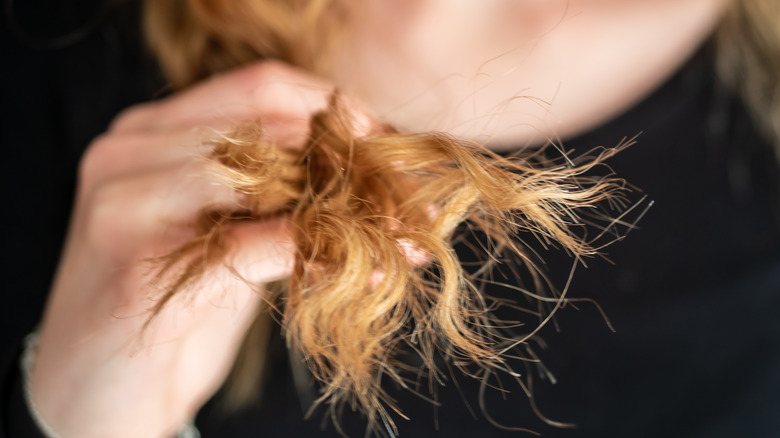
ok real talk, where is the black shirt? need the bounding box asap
[2,2,779,437]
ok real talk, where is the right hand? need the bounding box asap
[29,61,334,438]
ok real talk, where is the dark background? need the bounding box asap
[2,1,779,437]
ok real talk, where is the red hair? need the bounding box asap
[142,0,644,432]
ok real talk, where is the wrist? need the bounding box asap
[24,331,200,438]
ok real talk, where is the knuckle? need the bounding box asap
[78,133,115,194]
[243,61,323,110]
[241,60,288,87]
[109,102,159,133]
[80,180,133,251]
[78,132,138,197]
[246,65,288,101]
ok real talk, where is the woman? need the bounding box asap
[1,0,778,437]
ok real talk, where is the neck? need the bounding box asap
[329,0,731,149]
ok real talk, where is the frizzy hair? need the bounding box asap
[150,95,629,431]
[142,0,639,432]
[715,0,780,154]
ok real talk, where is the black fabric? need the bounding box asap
[0,347,47,438]
[1,2,779,437]
[0,0,163,354]
[193,46,780,438]
[1,2,162,436]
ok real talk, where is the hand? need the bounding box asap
[30,62,333,438]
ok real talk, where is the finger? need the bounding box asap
[80,161,245,257]
[111,61,333,134]
[83,117,311,204]
[80,127,217,193]
[223,217,296,285]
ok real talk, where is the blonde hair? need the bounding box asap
[715,0,780,153]
[143,0,345,88]
[142,0,779,432]
[149,96,630,430]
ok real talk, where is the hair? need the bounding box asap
[143,0,345,88]
[142,0,780,433]
[715,0,780,153]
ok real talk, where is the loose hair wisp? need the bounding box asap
[149,94,630,432]
[142,0,645,433]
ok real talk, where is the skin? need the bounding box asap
[32,63,331,438]
[332,0,730,148]
[31,1,729,436]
